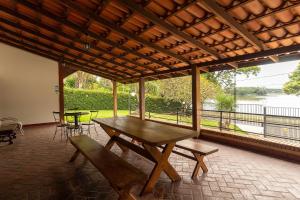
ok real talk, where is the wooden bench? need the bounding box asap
[173,140,218,178]
[69,135,147,200]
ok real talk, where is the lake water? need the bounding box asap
[237,94,300,108]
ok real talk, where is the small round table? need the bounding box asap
[64,112,89,128]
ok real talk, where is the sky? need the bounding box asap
[236,60,300,89]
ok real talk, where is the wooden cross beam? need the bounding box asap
[11,0,175,71]
[198,0,279,63]
[57,0,191,65]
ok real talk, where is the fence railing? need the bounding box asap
[130,103,300,142]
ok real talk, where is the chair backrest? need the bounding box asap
[89,110,99,122]
[53,112,61,123]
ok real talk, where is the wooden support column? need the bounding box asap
[192,65,201,133]
[58,62,77,121]
[58,62,65,121]
[112,80,117,117]
[139,78,145,120]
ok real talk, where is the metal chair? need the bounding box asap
[81,110,99,136]
[52,112,67,140]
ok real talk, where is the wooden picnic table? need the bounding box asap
[93,116,198,195]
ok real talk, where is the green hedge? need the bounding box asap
[64,88,181,113]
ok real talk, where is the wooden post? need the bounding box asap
[112,80,117,117]
[58,62,77,121]
[58,62,64,121]
[139,78,145,120]
[192,65,201,132]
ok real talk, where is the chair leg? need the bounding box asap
[65,129,69,142]
[60,127,64,140]
[93,124,97,133]
[53,126,58,140]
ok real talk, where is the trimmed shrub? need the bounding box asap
[64,88,181,113]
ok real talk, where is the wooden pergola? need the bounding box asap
[1,0,300,131]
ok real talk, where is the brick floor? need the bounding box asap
[0,125,300,200]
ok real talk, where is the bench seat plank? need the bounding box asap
[173,139,218,178]
[175,139,218,155]
[70,135,146,190]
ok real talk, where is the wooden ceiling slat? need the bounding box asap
[0,36,119,81]
[12,0,175,71]
[118,0,221,60]
[0,18,138,77]
[0,5,148,75]
[0,27,128,79]
[0,0,300,83]
[57,0,191,64]
[198,0,279,63]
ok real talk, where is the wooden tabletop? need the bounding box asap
[93,117,198,146]
[64,112,89,116]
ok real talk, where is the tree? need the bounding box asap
[283,63,300,96]
[64,71,98,89]
[205,66,260,92]
[158,75,220,110]
[216,93,235,111]
[215,93,235,128]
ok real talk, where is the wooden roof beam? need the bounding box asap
[198,0,278,63]
[118,0,222,60]
[10,1,173,71]
[0,28,128,79]
[0,8,145,75]
[57,0,191,65]
[118,44,300,80]
[0,37,120,81]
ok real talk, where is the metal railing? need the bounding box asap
[129,103,300,142]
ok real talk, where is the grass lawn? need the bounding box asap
[149,112,243,132]
[65,110,129,122]
[68,109,243,133]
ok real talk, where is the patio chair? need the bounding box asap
[81,110,99,136]
[52,112,67,140]
[0,117,24,135]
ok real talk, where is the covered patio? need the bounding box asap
[1,126,300,200]
[1,0,300,199]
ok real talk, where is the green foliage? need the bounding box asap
[152,75,219,108]
[159,76,192,108]
[64,76,76,88]
[64,88,181,113]
[215,93,235,111]
[205,66,260,92]
[283,63,300,95]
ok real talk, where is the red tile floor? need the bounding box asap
[0,125,299,200]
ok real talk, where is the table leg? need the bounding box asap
[74,115,78,127]
[101,125,128,152]
[141,143,180,195]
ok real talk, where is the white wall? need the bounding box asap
[0,43,59,124]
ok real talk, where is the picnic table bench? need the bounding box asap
[69,135,147,200]
[174,140,218,178]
